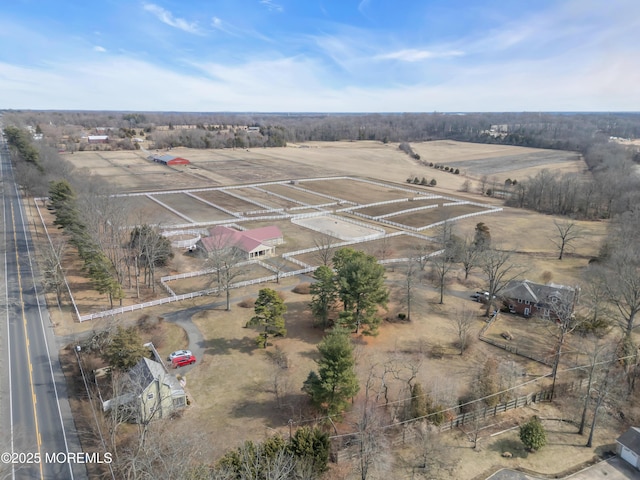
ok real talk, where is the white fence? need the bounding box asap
[375,203,439,219]
[79,264,316,322]
[221,188,275,211]
[252,186,307,206]
[416,208,503,231]
[336,198,409,213]
[145,194,196,223]
[186,192,241,217]
[161,229,202,248]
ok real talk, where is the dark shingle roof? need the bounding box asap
[617,427,640,454]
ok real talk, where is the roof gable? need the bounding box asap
[201,225,281,254]
[503,279,575,305]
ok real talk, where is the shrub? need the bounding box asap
[397,313,406,320]
[292,283,311,294]
[444,166,450,172]
[429,405,446,425]
[486,188,493,196]
[430,178,437,186]
[413,177,420,184]
[420,177,428,185]
[520,416,547,451]
[454,168,460,174]
[238,298,256,308]
[431,344,445,358]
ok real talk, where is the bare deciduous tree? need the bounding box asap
[449,307,475,355]
[42,238,67,307]
[312,233,337,267]
[479,247,526,316]
[550,219,585,260]
[204,229,248,311]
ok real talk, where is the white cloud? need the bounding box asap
[260,0,283,12]
[143,3,201,34]
[93,45,107,53]
[376,49,464,62]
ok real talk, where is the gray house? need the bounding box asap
[617,427,640,470]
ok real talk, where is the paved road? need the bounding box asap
[1,132,87,478]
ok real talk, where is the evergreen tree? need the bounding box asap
[288,426,330,475]
[247,288,287,348]
[519,416,547,451]
[333,248,389,336]
[302,328,359,414]
[473,222,491,250]
[409,382,430,419]
[309,265,337,328]
[103,326,149,371]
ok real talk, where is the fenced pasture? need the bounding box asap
[259,183,339,206]
[231,187,301,210]
[191,189,258,214]
[131,195,191,225]
[39,174,504,320]
[354,197,437,217]
[151,192,236,223]
[166,262,276,295]
[388,203,486,229]
[298,178,414,204]
[292,214,385,241]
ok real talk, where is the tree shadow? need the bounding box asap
[200,336,257,355]
[230,388,310,427]
[489,438,529,459]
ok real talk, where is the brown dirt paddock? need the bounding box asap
[290,233,441,266]
[231,187,301,209]
[299,178,413,204]
[390,203,490,228]
[259,183,340,206]
[151,192,235,223]
[356,197,442,217]
[191,189,261,213]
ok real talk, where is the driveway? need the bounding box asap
[486,457,639,480]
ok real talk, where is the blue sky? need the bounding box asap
[1,0,638,112]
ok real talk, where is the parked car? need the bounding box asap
[168,349,192,361]
[172,354,196,368]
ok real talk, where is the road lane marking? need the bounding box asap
[10,202,44,479]
[5,251,15,479]
[12,177,77,478]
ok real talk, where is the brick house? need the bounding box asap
[501,279,578,321]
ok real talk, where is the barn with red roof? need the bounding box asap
[149,154,190,165]
[197,225,283,259]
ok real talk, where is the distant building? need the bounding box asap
[149,154,190,165]
[197,225,283,259]
[88,135,109,144]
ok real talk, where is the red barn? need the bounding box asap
[150,154,190,165]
